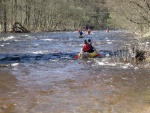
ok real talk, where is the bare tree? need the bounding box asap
[0,0,109,32]
[107,0,150,34]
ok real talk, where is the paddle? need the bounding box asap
[94,47,101,57]
[74,55,79,59]
[97,53,101,57]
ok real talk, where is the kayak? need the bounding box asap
[88,51,98,58]
[86,32,92,35]
[74,51,101,59]
[86,32,94,35]
[78,51,98,58]
[77,35,84,38]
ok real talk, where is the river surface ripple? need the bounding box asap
[0,31,150,113]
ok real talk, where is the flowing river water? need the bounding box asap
[0,30,150,113]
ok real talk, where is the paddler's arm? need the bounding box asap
[92,43,98,53]
[93,47,98,53]
[92,43,101,56]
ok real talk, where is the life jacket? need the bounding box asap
[88,42,94,53]
[87,29,91,34]
[79,31,83,35]
[82,43,90,52]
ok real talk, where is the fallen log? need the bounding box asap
[12,22,30,33]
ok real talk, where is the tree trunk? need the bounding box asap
[3,0,7,33]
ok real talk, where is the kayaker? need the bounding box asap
[87,39,94,53]
[79,30,83,36]
[87,28,91,34]
[78,39,100,58]
[82,40,90,52]
[77,30,84,38]
[88,39,98,53]
[77,28,81,33]
[106,28,109,32]
[79,40,90,58]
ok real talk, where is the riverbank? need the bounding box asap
[143,32,150,39]
[131,31,150,64]
[142,32,150,63]
[145,57,150,63]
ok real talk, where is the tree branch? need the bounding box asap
[129,1,149,14]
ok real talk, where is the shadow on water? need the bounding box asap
[0,50,118,65]
[0,52,79,64]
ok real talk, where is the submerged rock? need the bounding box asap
[0,64,10,68]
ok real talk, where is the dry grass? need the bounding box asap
[145,57,150,63]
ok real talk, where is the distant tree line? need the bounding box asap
[0,0,109,33]
[1,0,149,35]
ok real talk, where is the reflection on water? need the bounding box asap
[0,31,150,113]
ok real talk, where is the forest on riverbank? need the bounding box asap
[0,0,150,36]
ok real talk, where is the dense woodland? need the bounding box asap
[0,0,150,35]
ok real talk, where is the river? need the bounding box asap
[0,30,150,113]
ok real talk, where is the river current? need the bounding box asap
[0,30,150,113]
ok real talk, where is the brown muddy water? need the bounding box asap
[0,31,150,113]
